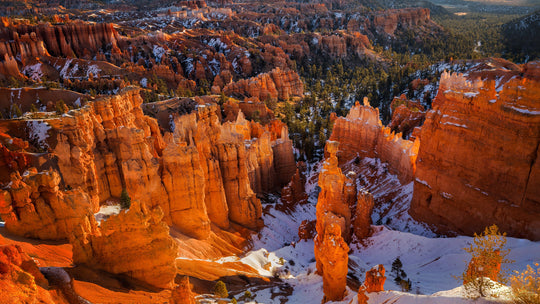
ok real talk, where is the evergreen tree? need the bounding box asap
[120,188,131,209]
[213,280,228,298]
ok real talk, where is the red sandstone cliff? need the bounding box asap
[0,19,121,60]
[223,68,303,101]
[71,201,178,289]
[0,169,94,240]
[410,63,540,240]
[0,244,58,304]
[0,87,295,242]
[388,95,425,139]
[329,98,419,183]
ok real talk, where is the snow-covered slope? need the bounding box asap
[199,158,540,304]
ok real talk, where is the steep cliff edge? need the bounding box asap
[0,87,295,244]
[329,98,419,183]
[410,63,540,240]
[0,19,121,60]
[71,201,178,289]
[223,67,303,101]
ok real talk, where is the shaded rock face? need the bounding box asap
[364,264,386,293]
[223,67,303,101]
[0,19,121,60]
[353,190,374,240]
[370,8,431,35]
[329,98,419,184]
[0,169,94,240]
[298,219,316,241]
[357,285,369,304]
[0,244,55,304]
[282,163,308,207]
[388,95,425,139]
[71,201,178,289]
[410,64,540,240]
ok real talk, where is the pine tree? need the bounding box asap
[213,280,228,298]
[120,188,131,209]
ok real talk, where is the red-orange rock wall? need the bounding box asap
[329,99,419,183]
[410,67,540,240]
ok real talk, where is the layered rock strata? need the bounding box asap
[71,201,178,289]
[410,66,540,240]
[0,244,56,304]
[223,68,303,101]
[0,169,94,240]
[0,19,121,60]
[0,87,295,241]
[329,98,420,183]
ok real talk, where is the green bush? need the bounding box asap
[213,280,228,298]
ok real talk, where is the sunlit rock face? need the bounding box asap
[314,221,349,303]
[364,264,386,293]
[329,98,419,184]
[71,201,178,289]
[410,61,540,240]
[0,87,295,241]
[223,67,304,101]
[0,169,94,240]
[170,276,196,304]
[0,244,56,304]
[314,141,351,302]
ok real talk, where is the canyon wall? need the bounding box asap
[0,87,295,241]
[71,201,179,289]
[329,98,419,183]
[0,19,121,60]
[223,68,303,101]
[410,65,540,240]
[0,169,94,240]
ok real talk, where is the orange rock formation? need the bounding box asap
[71,201,178,289]
[0,169,94,240]
[315,141,351,302]
[353,190,374,240]
[0,19,121,60]
[329,98,420,183]
[0,244,56,304]
[315,222,349,303]
[170,276,196,304]
[410,63,540,240]
[388,95,425,139]
[223,67,303,101]
[364,264,386,293]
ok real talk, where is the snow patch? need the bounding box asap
[27,120,51,149]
